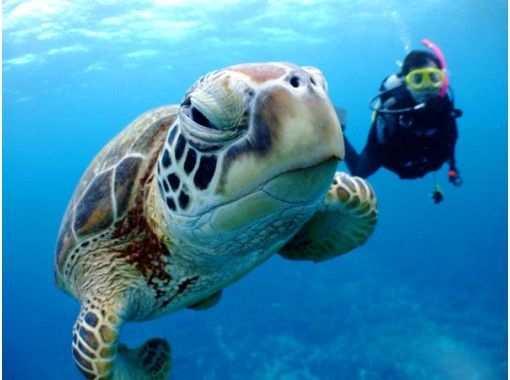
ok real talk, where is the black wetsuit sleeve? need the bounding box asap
[445,112,459,171]
[343,133,381,178]
[343,74,402,179]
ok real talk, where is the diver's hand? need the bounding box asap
[448,169,463,186]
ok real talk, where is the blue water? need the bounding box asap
[3,1,507,379]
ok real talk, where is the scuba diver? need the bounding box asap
[343,39,463,203]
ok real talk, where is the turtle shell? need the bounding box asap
[54,105,178,287]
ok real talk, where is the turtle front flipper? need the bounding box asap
[72,300,171,380]
[279,172,377,262]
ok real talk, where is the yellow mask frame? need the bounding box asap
[405,68,445,91]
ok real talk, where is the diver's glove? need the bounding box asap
[451,109,463,118]
[448,168,463,186]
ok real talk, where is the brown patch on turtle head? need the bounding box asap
[229,63,288,84]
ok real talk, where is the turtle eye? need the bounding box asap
[190,106,216,129]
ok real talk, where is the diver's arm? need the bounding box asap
[446,117,462,186]
[344,136,380,178]
[343,135,359,171]
[353,149,381,178]
[447,156,462,186]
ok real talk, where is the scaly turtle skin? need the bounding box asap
[55,62,378,380]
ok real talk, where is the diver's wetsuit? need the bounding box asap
[345,77,461,179]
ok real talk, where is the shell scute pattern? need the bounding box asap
[74,170,114,236]
[114,156,143,218]
[55,216,76,269]
[55,106,179,284]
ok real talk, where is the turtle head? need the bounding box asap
[155,62,343,252]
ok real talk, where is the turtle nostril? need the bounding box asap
[289,76,301,88]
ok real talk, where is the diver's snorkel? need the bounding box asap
[422,38,449,97]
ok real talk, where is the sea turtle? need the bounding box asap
[55,62,378,380]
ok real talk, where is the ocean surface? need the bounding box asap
[3,1,507,379]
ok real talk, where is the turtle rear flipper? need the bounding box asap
[279,172,377,262]
[72,299,171,380]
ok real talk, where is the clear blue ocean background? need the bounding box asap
[3,1,508,379]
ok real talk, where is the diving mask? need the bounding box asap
[405,68,445,91]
